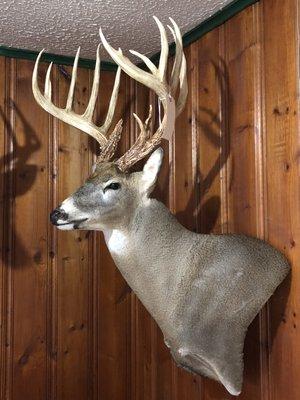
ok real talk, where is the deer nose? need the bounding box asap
[50,208,69,225]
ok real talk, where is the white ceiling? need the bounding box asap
[0,0,232,61]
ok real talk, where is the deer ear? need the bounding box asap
[141,147,163,195]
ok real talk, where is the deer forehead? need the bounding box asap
[87,162,127,184]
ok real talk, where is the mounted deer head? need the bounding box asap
[32,17,290,396]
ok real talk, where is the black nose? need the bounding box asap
[50,208,69,225]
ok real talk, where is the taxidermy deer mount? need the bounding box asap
[32,17,290,396]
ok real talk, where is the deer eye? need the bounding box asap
[104,182,121,192]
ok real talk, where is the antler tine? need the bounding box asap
[167,18,183,96]
[66,47,80,110]
[129,49,157,75]
[32,46,123,150]
[176,53,188,116]
[101,58,122,132]
[153,16,169,82]
[115,105,161,171]
[167,18,188,116]
[83,44,101,120]
[99,28,167,99]
[44,61,53,100]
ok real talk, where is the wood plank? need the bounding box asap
[47,62,59,400]
[151,75,174,400]
[55,64,92,400]
[97,72,132,400]
[0,55,8,399]
[196,26,232,400]
[172,44,203,400]
[0,1,299,399]
[1,58,15,400]
[224,6,263,400]
[263,0,300,399]
[197,28,224,239]
[9,59,49,399]
[88,66,99,400]
[130,81,156,400]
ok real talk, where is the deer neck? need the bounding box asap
[103,198,203,338]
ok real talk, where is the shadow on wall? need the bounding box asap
[170,58,231,234]
[0,100,41,268]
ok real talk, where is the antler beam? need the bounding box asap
[99,16,188,171]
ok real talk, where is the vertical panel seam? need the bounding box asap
[50,63,59,400]
[5,57,16,400]
[46,61,54,400]
[0,56,7,400]
[87,68,99,400]
[170,73,178,400]
[190,40,204,400]
[219,25,229,236]
[0,56,10,400]
[149,88,158,400]
[90,66,99,400]
[191,41,200,236]
[254,3,271,400]
[129,75,136,400]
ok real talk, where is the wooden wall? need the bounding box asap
[0,0,299,398]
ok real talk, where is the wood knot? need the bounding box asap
[19,353,29,366]
[33,250,42,265]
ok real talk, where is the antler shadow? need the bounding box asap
[0,100,41,268]
[175,57,230,234]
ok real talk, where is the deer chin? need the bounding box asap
[56,218,88,230]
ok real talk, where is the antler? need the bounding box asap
[99,16,188,171]
[32,45,123,158]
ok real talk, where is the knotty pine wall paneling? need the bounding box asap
[0,0,299,398]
